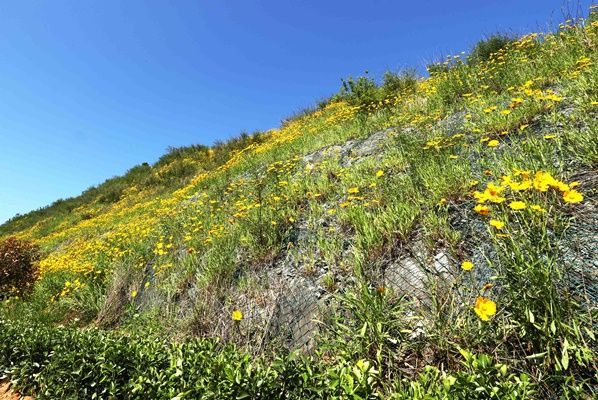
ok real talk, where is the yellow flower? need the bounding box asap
[543,134,556,140]
[232,309,243,321]
[533,171,559,192]
[474,296,497,321]
[489,219,505,230]
[474,204,491,216]
[563,190,583,203]
[376,170,384,178]
[530,204,546,213]
[487,140,500,147]
[461,261,474,271]
[500,109,511,115]
[348,187,360,194]
[509,201,526,210]
[474,183,506,204]
[131,290,138,299]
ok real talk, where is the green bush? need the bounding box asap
[334,73,380,107]
[467,34,514,65]
[332,69,418,111]
[0,237,39,298]
[391,351,534,399]
[0,318,541,399]
[381,69,418,97]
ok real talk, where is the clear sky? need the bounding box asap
[0,0,593,224]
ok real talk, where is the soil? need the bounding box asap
[0,382,33,400]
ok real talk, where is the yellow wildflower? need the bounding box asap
[487,140,499,147]
[489,219,505,230]
[563,190,583,203]
[509,201,526,210]
[474,296,497,321]
[232,309,243,321]
[533,171,559,192]
[376,170,384,178]
[461,261,474,271]
[474,204,491,215]
[348,187,360,194]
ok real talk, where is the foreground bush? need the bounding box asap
[0,237,39,298]
[0,318,536,399]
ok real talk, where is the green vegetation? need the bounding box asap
[1,8,597,399]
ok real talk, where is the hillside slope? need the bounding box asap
[1,13,597,399]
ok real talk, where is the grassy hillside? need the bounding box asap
[1,10,597,399]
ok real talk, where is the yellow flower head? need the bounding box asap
[474,204,491,216]
[461,260,474,271]
[530,204,546,213]
[563,190,583,203]
[474,296,497,321]
[509,201,526,210]
[489,219,505,230]
[232,309,243,321]
[348,187,360,194]
[487,140,500,147]
[533,171,558,192]
[376,170,384,178]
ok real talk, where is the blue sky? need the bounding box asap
[0,0,592,224]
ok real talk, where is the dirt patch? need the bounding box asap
[0,382,33,400]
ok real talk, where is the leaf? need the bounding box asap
[359,322,367,337]
[525,352,547,359]
[527,308,534,324]
[561,348,569,371]
[458,348,471,362]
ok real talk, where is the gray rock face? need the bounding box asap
[303,128,395,167]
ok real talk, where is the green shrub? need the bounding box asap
[391,351,535,399]
[0,237,39,298]
[467,34,514,65]
[381,69,418,97]
[334,73,380,107]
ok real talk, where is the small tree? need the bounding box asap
[0,237,40,298]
